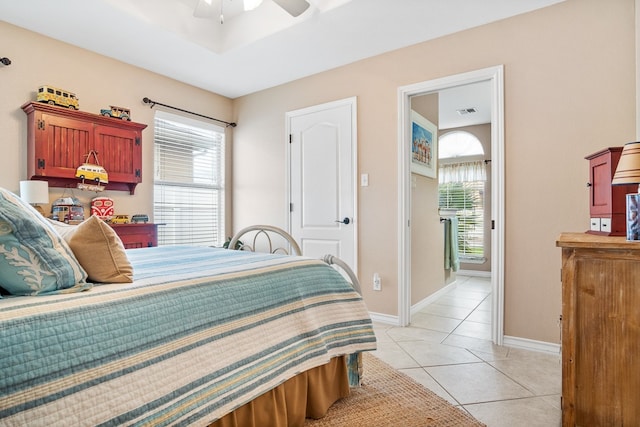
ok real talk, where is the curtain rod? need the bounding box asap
[142,97,237,128]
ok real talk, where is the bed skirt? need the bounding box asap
[209,356,349,427]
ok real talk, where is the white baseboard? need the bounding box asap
[503,335,561,355]
[410,280,458,316]
[368,311,399,325]
[457,269,491,278]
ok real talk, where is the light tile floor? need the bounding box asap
[372,275,562,427]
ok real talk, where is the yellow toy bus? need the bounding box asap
[75,163,109,184]
[36,85,80,110]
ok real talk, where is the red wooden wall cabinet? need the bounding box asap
[22,102,147,194]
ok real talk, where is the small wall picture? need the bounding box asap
[411,110,438,178]
[626,194,640,240]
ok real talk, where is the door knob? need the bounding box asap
[335,217,350,225]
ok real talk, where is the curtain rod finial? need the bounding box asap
[142,97,156,109]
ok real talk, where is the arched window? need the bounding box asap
[438,131,486,263]
[439,131,484,160]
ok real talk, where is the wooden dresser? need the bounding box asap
[110,223,158,249]
[556,233,640,426]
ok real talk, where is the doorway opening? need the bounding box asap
[397,66,505,345]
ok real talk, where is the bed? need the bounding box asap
[0,187,376,426]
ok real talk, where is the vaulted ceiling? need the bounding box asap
[1,0,564,100]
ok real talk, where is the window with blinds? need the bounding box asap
[438,131,486,262]
[153,111,225,246]
[438,181,485,260]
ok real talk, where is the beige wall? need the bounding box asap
[409,93,447,305]
[0,22,233,232]
[232,0,636,343]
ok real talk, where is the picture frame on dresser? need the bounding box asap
[626,193,640,240]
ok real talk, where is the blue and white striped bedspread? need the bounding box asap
[0,246,376,426]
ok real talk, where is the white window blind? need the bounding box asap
[439,181,485,260]
[153,111,225,246]
[438,131,486,262]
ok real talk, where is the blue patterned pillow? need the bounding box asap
[0,187,90,296]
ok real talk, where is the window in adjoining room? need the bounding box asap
[153,111,225,246]
[438,131,486,262]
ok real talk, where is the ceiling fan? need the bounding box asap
[194,0,310,23]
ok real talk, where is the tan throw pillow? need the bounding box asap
[66,216,134,283]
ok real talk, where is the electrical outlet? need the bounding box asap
[373,273,381,291]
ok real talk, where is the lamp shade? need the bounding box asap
[612,142,640,185]
[19,180,49,204]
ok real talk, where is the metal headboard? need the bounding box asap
[228,225,302,256]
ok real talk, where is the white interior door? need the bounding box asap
[287,98,357,270]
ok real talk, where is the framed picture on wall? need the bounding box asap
[410,110,438,178]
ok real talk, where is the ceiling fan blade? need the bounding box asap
[194,0,215,18]
[272,0,310,17]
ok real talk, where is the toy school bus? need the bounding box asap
[36,85,79,110]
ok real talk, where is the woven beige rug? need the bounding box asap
[305,352,485,427]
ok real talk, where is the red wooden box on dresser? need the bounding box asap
[585,147,637,235]
[109,223,158,249]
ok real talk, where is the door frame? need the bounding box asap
[285,97,359,271]
[397,65,505,345]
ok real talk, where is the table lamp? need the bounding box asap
[611,141,640,240]
[19,180,49,215]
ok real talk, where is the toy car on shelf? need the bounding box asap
[100,105,131,121]
[131,214,149,223]
[110,215,130,224]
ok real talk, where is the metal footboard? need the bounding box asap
[322,254,362,295]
